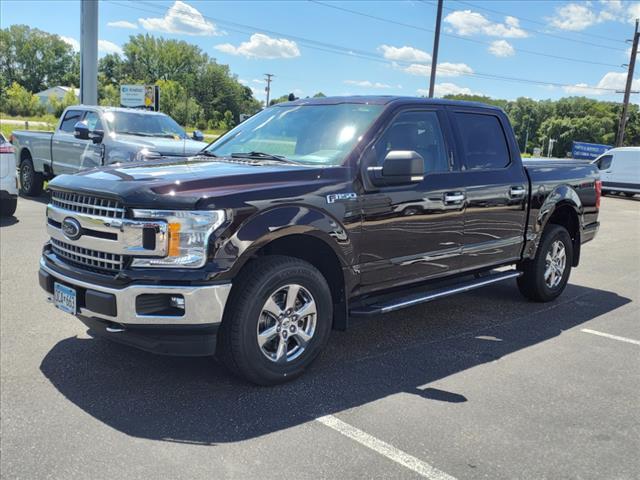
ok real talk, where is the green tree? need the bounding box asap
[155,79,201,126]
[4,82,44,116]
[0,25,78,92]
[99,84,121,107]
[49,88,78,117]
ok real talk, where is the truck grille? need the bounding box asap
[50,190,125,219]
[51,238,126,273]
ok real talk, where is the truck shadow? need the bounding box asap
[40,282,630,445]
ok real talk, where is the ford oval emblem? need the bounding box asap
[61,217,82,241]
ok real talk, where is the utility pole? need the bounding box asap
[428,0,443,98]
[80,0,98,105]
[264,73,274,107]
[523,113,531,154]
[616,18,639,147]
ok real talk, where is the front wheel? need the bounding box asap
[518,224,573,302]
[19,159,44,197]
[218,256,333,385]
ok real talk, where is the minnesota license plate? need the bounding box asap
[54,282,77,315]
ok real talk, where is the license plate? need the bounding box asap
[54,282,77,315]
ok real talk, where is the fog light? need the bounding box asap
[170,295,185,310]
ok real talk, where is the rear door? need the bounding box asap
[448,108,528,271]
[51,109,85,174]
[358,107,467,293]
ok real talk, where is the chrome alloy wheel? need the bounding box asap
[20,162,33,192]
[544,239,566,289]
[256,284,317,363]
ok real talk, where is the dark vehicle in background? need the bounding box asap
[11,106,207,196]
[38,96,601,385]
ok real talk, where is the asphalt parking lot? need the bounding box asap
[1,193,639,480]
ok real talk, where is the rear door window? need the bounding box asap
[59,110,84,133]
[453,112,510,170]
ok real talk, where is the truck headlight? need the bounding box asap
[130,209,225,268]
[134,148,162,161]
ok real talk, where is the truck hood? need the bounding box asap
[114,134,208,156]
[48,156,346,209]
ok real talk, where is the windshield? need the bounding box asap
[205,103,384,166]
[104,111,187,139]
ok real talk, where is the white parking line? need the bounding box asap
[316,414,457,480]
[581,329,640,346]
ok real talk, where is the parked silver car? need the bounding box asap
[11,106,207,196]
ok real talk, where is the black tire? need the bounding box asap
[217,255,333,385]
[0,198,17,217]
[517,224,573,302]
[623,192,635,198]
[19,158,44,197]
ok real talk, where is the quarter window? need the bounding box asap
[375,111,449,174]
[59,110,84,133]
[454,113,510,170]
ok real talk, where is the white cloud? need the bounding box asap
[215,33,300,59]
[404,62,474,78]
[550,3,598,31]
[378,45,431,63]
[563,71,640,95]
[488,39,515,57]
[417,83,480,97]
[139,1,223,36]
[344,80,393,88]
[60,36,79,51]
[628,1,640,22]
[107,20,138,29]
[444,10,527,38]
[98,40,123,55]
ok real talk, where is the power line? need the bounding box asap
[311,0,625,67]
[451,0,628,46]
[106,0,623,94]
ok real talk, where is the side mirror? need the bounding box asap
[368,150,425,187]
[89,129,104,144]
[192,130,204,142]
[74,121,90,140]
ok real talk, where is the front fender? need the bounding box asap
[215,205,354,277]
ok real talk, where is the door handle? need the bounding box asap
[509,186,526,197]
[444,192,465,204]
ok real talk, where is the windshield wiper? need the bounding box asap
[117,131,157,137]
[230,151,291,163]
[198,150,218,158]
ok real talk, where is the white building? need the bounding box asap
[35,86,80,112]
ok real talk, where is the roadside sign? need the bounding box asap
[120,84,159,111]
[572,141,612,160]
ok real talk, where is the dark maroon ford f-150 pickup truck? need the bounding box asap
[38,96,601,385]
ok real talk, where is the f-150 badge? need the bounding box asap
[326,193,358,204]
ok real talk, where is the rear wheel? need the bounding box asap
[19,158,44,197]
[0,197,17,217]
[518,224,573,302]
[218,256,332,385]
[623,192,635,198]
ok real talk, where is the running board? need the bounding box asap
[350,270,522,317]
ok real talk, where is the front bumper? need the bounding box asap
[39,258,232,356]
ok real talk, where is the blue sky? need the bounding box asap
[2,0,639,104]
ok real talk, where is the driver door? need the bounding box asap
[358,108,466,294]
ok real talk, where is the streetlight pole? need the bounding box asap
[80,0,98,105]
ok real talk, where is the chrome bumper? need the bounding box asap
[40,258,231,326]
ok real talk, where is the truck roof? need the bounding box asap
[66,105,168,116]
[278,95,503,111]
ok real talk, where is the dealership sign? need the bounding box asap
[120,84,158,110]
[571,141,612,160]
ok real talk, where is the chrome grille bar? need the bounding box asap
[51,238,125,273]
[50,190,125,219]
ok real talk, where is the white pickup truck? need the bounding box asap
[11,106,207,196]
